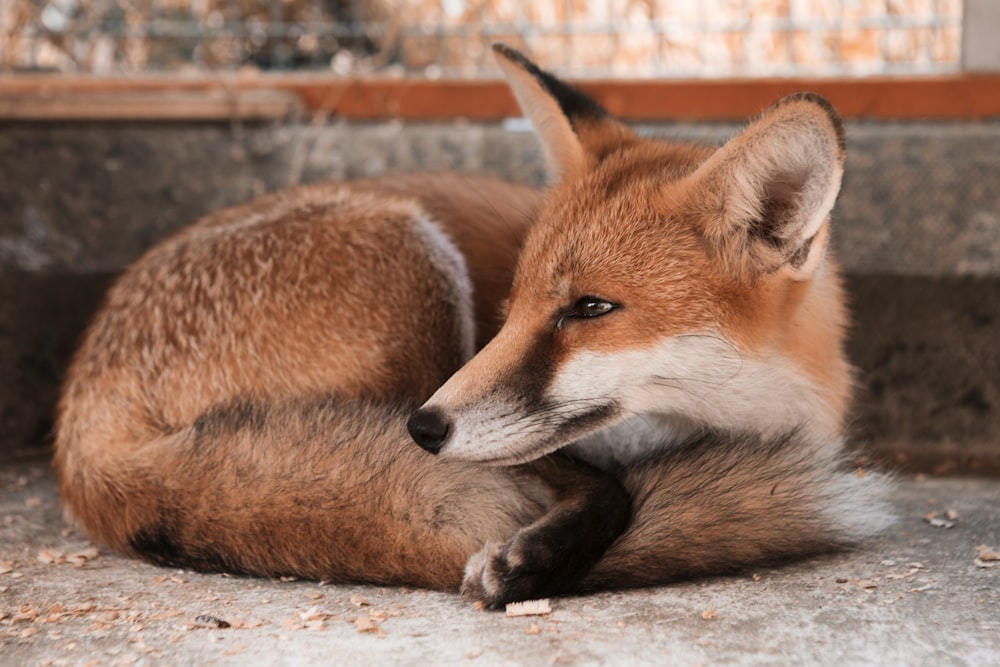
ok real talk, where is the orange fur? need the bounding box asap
[55,45,890,606]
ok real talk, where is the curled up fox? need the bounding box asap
[54,45,891,607]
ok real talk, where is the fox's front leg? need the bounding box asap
[461,455,630,608]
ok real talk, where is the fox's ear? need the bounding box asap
[492,43,630,182]
[688,93,846,282]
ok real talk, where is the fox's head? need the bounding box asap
[408,45,852,465]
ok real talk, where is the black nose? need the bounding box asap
[407,408,451,454]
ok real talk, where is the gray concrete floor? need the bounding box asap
[1,458,998,666]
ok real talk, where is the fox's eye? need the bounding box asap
[556,296,619,329]
[571,296,617,318]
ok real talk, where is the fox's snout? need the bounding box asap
[407,407,451,454]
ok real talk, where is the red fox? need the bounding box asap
[54,44,890,608]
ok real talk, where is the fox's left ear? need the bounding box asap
[493,43,633,183]
[688,93,846,282]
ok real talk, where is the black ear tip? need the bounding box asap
[492,42,530,68]
[775,92,846,154]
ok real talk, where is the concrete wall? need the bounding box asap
[2,119,998,470]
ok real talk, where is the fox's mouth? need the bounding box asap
[408,401,621,466]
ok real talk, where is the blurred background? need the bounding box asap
[1,0,965,77]
[0,0,998,474]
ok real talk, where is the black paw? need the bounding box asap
[461,535,552,609]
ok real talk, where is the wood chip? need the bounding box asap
[505,599,551,617]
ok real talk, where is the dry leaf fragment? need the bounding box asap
[923,512,955,529]
[38,549,64,565]
[222,643,249,657]
[354,616,379,633]
[505,599,551,617]
[349,595,370,606]
[11,609,39,624]
[701,609,717,620]
[299,606,332,623]
[191,615,231,629]
[67,547,101,566]
[975,545,999,562]
[854,579,879,590]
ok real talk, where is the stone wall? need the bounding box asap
[2,118,998,470]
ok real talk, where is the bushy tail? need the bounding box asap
[581,429,893,590]
[54,394,552,591]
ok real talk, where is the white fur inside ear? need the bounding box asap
[494,52,585,183]
[700,102,844,276]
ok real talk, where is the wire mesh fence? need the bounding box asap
[1,0,964,77]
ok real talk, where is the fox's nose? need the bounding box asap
[407,408,451,454]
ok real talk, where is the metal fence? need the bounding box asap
[1,0,963,77]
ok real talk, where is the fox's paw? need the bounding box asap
[460,535,553,609]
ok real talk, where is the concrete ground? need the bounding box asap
[1,458,997,667]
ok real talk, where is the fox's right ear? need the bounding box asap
[685,92,846,283]
[493,43,632,183]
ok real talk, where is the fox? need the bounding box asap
[53,44,890,608]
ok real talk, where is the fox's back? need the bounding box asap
[56,174,539,476]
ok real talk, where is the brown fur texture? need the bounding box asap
[55,46,891,603]
[54,175,557,591]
